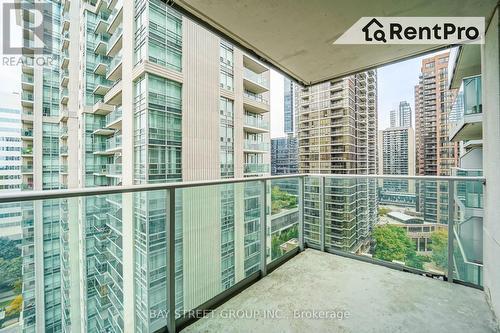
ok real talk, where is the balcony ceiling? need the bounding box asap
[173,0,497,85]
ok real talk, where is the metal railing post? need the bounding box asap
[260,180,267,277]
[298,176,304,251]
[319,176,325,252]
[447,179,455,283]
[167,188,176,333]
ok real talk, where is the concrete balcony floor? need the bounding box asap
[183,249,498,333]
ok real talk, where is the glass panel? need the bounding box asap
[175,180,263,317]
[452,178,484,286]
[266,178,299,263]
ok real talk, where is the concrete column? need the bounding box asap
[481,5,500,320]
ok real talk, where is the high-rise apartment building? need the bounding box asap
[398,100,412,128]
[271,134,298,175]
[378,126,416,206]
[380,127,415,176]
[296,70,378,252]
[17,1,271,332]
[389,101,411,128]
[415,52,458,224]
[284,77,294,134]
[0,108,22,240]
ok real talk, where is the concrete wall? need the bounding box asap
[481,6,500,321]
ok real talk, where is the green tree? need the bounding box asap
[0,237,21,260]
[271,225,298,259]
[373,225,427,269]
[271,186,297,214]
[378,207,391,216]
[430,229,448,270]
[0,257,22,289]
[6,295,22,316]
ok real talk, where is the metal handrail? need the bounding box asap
[0,174,485,203]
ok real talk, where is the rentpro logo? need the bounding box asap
[335,17,484,44]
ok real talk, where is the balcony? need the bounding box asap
[0,174,494,333]
[243,68,269,94]
[243,114,269,133]
[244,163,270,174]
[450,76,483,142]
[21,92,34,107]
[60,126,68,138]
[21,129,33,140]
[21,147,33,157]
[105,107,122,129]
[243,90,270,114]
[21,165,33,174]
[93,76,112,96]
[94,55,109,76]
[107,53,122,81]
[60,145,68,156]
[21,73,34,90]
[60,88,69,105]
[107,26,123,57]
[107,0,123,35]
[243,140,269,152]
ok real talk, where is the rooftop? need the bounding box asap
[183,249,497,333]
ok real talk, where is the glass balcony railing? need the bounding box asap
[244,140,269,151]
[244,90,268,104]
[21,74,34,84]
[21,165,33,173]
[244,68,268,87]
[244,163,270,173]
[21,129,33,137]
[21,147,33,155]
[0,174,485,333]
[21,92,34,101]
[106,107,122,126]
[109,26,123,49]
[106,135,122,150]
[244,114,269,130]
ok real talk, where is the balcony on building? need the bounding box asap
[94,55,110,76]
[60,125,68,139]
[20,128,33,140]
[107,26,123,58]
[103,79,123,105]
[95,12,110,34]
[243,90,269,114]
[20,165,33,174]
[449,76,483,142]
[21,92,34,108]
[93,100,115,115]
[243,113,269,133]
[61,31,70,51]
[60,68,69,88]
[21,147,33,157]
[60,88,69,105]
[21,73,34,91]
[105,106,122,129]
[107,0,123,36]
[60,145,68,156]
[107,52,122,82]
[93,76,112,96]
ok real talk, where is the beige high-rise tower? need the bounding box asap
[296,71,378,253]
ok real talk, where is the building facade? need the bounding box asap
[16,1,271,332]
[271,135,298,175]
[415,52,457,224]
[0,108,22,240]
[284,77,294,134]
[296,71,378,252]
